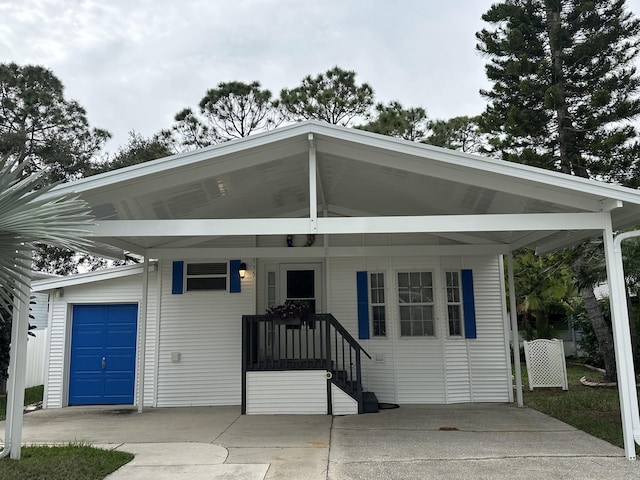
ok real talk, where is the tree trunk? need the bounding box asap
[544,1,588,178]
[581,286,617,382]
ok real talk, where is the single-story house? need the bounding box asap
[27,121,640,458]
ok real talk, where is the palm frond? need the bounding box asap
[0,154,94,310]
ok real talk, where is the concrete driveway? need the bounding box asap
[4,403,639,479]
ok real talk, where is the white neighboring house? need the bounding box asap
[28,121,640,455]
[29,271,59,330]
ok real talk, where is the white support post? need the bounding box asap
[308,133,318,233]
[507,253,523,407]
[4,252,31,460]
[137,255,150,413]
[602,218,640,460]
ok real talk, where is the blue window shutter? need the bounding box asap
[356,271,370,340]
[461,269,477,339]
[229,260,241,293]
[172,261,184,294]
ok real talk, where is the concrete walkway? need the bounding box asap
[4,403,639,479]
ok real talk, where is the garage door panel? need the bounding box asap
[69,304,137,406]
[107,331,137,347]
[71,353,103,372]
[105,378,135,396]
[105,354,136,371]
[74,329,105,347]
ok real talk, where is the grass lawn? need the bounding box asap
[0,384,44,422]
[521,362,639,454]
[0,386,133,479]
[0,444,133,480]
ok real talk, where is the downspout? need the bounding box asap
[507,253,523,407]
[605,226,640,459]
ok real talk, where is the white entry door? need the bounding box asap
[279,263,323,314]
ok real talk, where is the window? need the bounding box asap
[267,271,277,308]
[398,272,434,336]
[445,271,463,337]
[370,272,386,336]
[186,262,227,291]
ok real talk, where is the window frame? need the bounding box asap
[369,271,387,337]
[445,270,464,338]
[397,270,436,338]
[185,261,228,292]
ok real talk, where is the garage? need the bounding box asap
[69,303,138,405]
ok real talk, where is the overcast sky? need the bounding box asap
[3,0,640,154]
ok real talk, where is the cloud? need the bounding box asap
[9,0,638,153]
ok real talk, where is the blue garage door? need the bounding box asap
[69,304,138,405]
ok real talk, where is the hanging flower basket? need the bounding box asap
[266,301,310,326]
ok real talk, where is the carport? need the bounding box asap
[5,121,640,460]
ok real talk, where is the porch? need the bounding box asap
[9,404,634,479]
[242,313,375,415]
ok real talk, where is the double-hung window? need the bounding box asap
[445,271,463,337]
[398,272,435,336]
[370,272,386,336]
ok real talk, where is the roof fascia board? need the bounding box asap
[148,244,509,260]
[39,120,640,210]
[32,263,157,292]
[68,140,309,207]
[318,140,603,212]
[312,124,640,206]
[90,213,606,237]
[42,125,312,200]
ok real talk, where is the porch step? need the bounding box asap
[362,391,378,413]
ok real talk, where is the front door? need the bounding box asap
[259,263,323,361]
[279,263,323,314]
[69,304,138,405]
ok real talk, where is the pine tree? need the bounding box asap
[477,0,640,382]
[0,62,110,182]
[477,0,640,182]
[278,67,374,126]
[358,101,429,141]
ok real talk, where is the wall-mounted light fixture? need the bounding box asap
[238,262,247,279]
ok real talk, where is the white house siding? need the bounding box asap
[155,259,255,407]
[331,383,358,415]
[246,370,328,414]
[464,256,511,402]
[444,342,471,403]
[326,254,509,405]
[44,272,158,408]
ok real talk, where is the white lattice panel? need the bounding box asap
[523,339,568,391]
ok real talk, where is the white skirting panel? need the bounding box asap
[246,370,328,414]
[331,384,358,415]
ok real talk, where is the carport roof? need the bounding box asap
[46,120,640,258]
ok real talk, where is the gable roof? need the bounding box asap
[47,120,640,257]
[31,263,157,292]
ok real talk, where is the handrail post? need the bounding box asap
[325,315,333,415]
[325,315,332,373]
[241,316,247,414]
[355,349,363,413]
